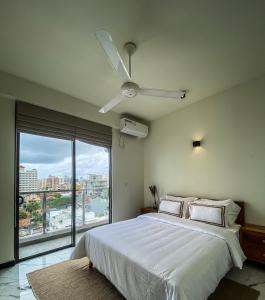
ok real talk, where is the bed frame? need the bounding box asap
[234,201,245,226]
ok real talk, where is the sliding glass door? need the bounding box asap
[17,133,74,260]
[75,140,110,242]
[16,132,111,261]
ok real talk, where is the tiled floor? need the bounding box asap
[0,247,265,299]
[226,262,265,299]
[0,247,73,299]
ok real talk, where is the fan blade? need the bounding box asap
[99,95,124,113]
[139,88,186,99]
[95,30,131,83]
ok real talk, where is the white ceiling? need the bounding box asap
[0,0,264,121]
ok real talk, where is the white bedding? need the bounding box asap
[71,213,246,300]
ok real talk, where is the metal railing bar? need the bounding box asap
[18,188,110,241]
[43,192,47,234]
[19,189,72,194]
[19,188,109,195]
[82,190,85,225]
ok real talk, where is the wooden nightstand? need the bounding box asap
[240,224,265,264]
[140,207,158,214]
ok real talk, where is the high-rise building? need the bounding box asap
[39,178,48,190]
[58,176,71,190]
[19,166,39,192]
[46,175,60,190]
[63,176,71,185]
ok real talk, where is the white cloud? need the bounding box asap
[21,133,109,179]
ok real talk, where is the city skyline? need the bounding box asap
[20,165,108,181]
[19,165,109,192]
[20,133,109,179]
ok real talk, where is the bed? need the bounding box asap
[71,201,246,300]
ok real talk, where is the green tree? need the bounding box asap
[25,201,41,214]
[31,211,42,224]
[19,210,28,220]
[47,194,71,208]
[24,201,42,228]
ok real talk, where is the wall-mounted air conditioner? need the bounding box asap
[120,118,148,138]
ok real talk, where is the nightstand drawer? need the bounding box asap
[242,231,265,245]
[241,224,265,264]
[242,244,265,263]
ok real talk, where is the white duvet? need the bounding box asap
[71,213,246,300]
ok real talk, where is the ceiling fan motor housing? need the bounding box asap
[124,42,137,56]
[121,82,139,98]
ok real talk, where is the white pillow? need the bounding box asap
[189,203,226,227]
[193,199,241,226]
[159,200,184,217]
[164,195,198,218]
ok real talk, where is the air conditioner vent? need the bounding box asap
[120,118,148,138]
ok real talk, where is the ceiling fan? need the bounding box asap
[95,30,187,113]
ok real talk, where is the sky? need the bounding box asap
[20,133,109,179]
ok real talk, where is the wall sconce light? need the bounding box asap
[192,140,201,148]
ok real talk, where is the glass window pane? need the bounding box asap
[75,141,110,239]
[19,133,73,259]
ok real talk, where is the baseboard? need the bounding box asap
[0,260,15,269]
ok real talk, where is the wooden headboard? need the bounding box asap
[234,201,245,226]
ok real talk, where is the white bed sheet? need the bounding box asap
[71,213,246,300]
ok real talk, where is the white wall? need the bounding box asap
[0,71,144,264]
[144,76,265,226]
[112,132,144,221]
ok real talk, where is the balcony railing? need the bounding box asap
[19,188,109,245]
